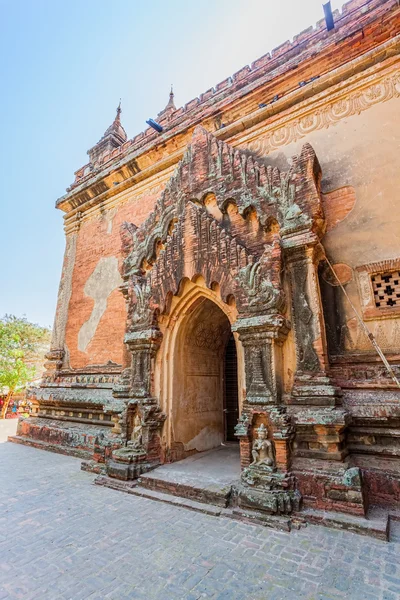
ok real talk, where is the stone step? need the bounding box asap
[94,474,393,539]
[94,475,223,516]
[137,472,233,507]
[94,476,293,530]
[299,506,390,541]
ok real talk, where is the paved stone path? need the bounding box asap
[0,419,17,443]
[0,439,399,600]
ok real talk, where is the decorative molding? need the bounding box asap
[244,62,400,156]
[42,374,119,386]
[64,181,167,235]
[356,258,400,274]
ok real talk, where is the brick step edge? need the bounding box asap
[298,507,390,541]
[81,459,107,475]
[7,435,92,460]
[95,476,295,532]
[94,475,223,516]
[94,474,393,539]
[138,474,232,507]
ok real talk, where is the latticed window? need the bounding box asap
[371,271,400,308]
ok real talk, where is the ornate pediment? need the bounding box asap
[119,126,326,327]
[121,126,323,281]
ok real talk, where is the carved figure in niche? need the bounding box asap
[279,167,309,231]
[237,239,285,314]
[127,413,143,450]
[251,424,276,471]
[130,276,153,328]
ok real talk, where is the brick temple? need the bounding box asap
[12,0,400,533]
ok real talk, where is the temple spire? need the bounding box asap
[87,101,127,164]
[158,86,176,118]
[166,85,175,111]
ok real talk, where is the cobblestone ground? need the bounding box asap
[0,437,399,600]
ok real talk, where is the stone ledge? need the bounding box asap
[298,506,389,541]
[94,474,392,539]
[137,473,233,508]
[94,475,223,517]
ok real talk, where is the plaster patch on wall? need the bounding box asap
[357,271,373,307]
[104,207,117,234]
[78,256,122,353]
[52,234,78,354]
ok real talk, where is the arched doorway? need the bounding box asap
[167,296,240,460]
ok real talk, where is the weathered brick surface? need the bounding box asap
[65,186,164,369]
[1,440,400,600]
[15,0,400,517]
[321,186,357,233]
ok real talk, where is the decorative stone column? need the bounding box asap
[232,314,289,406]
[106,325,166,481]
[283,232,341,406]
[232,314,301,515]
[283,232,366,515]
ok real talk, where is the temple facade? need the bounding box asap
[12,0,400,529]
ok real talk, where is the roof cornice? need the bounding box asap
[58,2,400,217]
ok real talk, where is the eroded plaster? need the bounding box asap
[51,233,77,353]
[78,256,122,353]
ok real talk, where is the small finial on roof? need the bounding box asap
[116,99,122,121]
[165,85,176,112]
[87,101,127,163]
[157,86,176,118]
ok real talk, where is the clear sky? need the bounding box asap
[0,0,343,328]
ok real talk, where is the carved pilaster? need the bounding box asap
[49,232,78,372]
[125,327,162,399]
[232,314,301,514]
[232,314,289,405]
[106,325,165,480]
[283,233,341,406]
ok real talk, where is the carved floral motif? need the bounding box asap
[246,70,400,156]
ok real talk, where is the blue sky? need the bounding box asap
[0,0,342,327]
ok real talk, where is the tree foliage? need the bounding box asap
[0,315,51,394]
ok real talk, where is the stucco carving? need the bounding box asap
[193,323,226,351]
[129,276,154,329]
[237,240,285,314]
[120,126,323,286]
[246,68,400,156]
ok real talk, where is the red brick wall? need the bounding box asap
[65,187,164,369]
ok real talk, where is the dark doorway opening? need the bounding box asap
[224,334,239,442]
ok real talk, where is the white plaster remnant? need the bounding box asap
[51,233,78,353]
[78,256,122,353]
[104,207,117,234]
[358,271,373,307]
